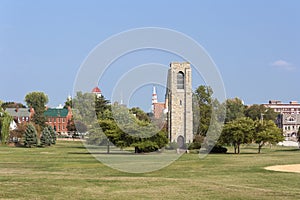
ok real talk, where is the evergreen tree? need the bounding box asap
[95,95,110,120]
[48,126,56,145]
[40,127,51,146]
[24,124,37,148]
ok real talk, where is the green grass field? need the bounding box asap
[1,141,300,200]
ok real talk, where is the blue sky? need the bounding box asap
[0,1,299,111]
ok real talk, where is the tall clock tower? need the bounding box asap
[165,62,193,148]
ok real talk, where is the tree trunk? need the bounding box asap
[258,143,263,154]
[258,145,261,154]
[237,144,240,154]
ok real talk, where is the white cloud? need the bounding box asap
[270,59,295,70]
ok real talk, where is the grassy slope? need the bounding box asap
[0,141,300,200]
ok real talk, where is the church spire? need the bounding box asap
[151,85,158,113]
[152,86,158,104]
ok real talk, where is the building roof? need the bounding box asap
[265,100,300,106]
[5,108,31,117]
[44,108,69,117]
[92,87,101,93]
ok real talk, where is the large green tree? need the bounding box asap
[220,117,255,154]
[87,104,168,153]
[245,104,277,121]
[25,92,49,128]
[72,91,97,126]
[225,97,245,123]
[193,85,213,136]
[254,120,283,153]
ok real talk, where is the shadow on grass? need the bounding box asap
[275,148,300,152]
[68,152,136,155]
[224,152,259,155]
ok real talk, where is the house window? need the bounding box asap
[177,71,184,89]
[62,118,65,123]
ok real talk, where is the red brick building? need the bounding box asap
[44,107,72,133]
[153,103,166,119]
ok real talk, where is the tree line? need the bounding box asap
[0,86,287,153]
[193,85,284,154]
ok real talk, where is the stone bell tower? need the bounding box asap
[165,62,193,148]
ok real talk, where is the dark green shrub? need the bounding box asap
[210,145,227,153]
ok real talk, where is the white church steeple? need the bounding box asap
[152,86,158,104]
[151,86,158,113]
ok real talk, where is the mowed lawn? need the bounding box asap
[1,141,300,200]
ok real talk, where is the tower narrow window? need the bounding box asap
[177,71,184,89]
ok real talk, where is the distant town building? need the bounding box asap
[264,100,300,114]
[153,102,166,119]
[151,86,166,119]
[44,107,72,133]
[92,86,102,98]
[264,100,300,138]
[5,107,35,124]
[277,113,300,137]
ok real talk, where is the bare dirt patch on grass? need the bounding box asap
[265,164,300,173]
